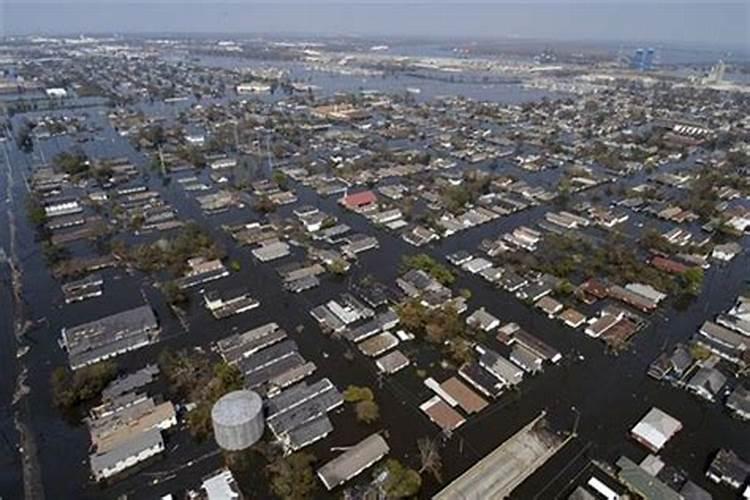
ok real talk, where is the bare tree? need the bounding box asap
[418,437,443,483]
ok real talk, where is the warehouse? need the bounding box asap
[317,434,389,490]
[90,429,164,481]
[217,323,287,365]
[62,305,160,369]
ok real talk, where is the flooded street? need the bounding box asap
[0,55,748,500]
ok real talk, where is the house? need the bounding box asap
[616,456,683,500]
[630,407,682,452]
[510,344,543,373]
[585,311,623,338]
[375,350,410,375]
[625,283,667,304]
[462,257,493,274]
[726,385,750,420]
[90,428,164,481]
[201,469,242,500]
[420,396,465,432]
[712,242,742,262]
[696,321,749,363]
[447,250,473,266]
[706,449,750,490]
[559,308,586,328]
[651,256,689,274]
[466,308,500,332]
[607,285,657,313]
[536,296,563,317]
[686,366,726,402]
[478,347,524,386]
[341,190,377,211]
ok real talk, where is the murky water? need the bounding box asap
[0,61,748,500]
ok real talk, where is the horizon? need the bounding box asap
[1,2,748,50]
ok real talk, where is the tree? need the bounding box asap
[327,258,349,275]
[254,195,277,213]
[163,280,187,305]
[272,170,288,189]
[266,452,317,500]
[382,459,422,498]
[679,267,704,296]
[160,349,243,439]
[344,385,374,403]
[55,149,89,176]
[355,400,380,424]
[417,437,443,483]
[25,196,47,226]
[51,361,118,410]
[401,254,454,285]
[343,385,380,424]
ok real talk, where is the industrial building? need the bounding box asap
[61,305,160,369]
[317,434,389,490]
[211,390,264,451]
[266,378,343,452]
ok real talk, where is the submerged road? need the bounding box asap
[0,94,747,500]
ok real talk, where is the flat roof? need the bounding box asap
[439,377,488,414]
[433,413,568,500]
[317,434,389,490]
[420,396,465,432]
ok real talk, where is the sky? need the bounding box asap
[1,1,748,48]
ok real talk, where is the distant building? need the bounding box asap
[630,48,655,71]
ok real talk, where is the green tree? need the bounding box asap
[679,267,704,296]
[382,459,422,498]
[355,400,380,424]
[401,254,454,285]
[266,452,317,500]
[25,196,47,226]
[51,361,118,410]
[272,170,288,189]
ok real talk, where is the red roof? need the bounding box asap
[651,256,688,274]
[342,190,377,208]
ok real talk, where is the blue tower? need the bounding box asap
[630,49,644,70]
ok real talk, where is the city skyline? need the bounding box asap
[2,2,748,48]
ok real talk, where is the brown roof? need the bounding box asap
[601,318,638,350]
[560,308,586,325]
[579,278,608,299]
[421,397,465,432]
[651,256,689,274]
[440,377,488,414]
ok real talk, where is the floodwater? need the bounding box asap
[0,59,748,500]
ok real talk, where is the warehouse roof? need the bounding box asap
[317,434,389,490]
